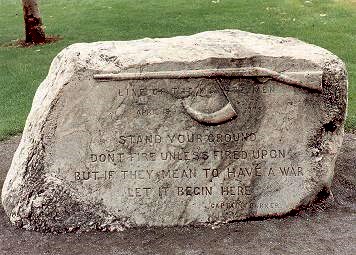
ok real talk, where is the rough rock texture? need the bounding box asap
[1,30,348,232]
[1,134,355,254]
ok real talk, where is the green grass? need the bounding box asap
[0,0,355,140]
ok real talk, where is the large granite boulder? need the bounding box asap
[1,30,348,232]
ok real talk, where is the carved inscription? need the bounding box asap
[55,73,314,223]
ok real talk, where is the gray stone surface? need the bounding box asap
[1,30,348,232]
[0,134,355,255]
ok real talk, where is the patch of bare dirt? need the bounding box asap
[1,35,62,48]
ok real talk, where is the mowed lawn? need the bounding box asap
[0,0,355,140]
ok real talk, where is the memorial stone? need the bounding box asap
[1,30,348,232]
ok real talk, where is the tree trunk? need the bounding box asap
[22,0,46,44]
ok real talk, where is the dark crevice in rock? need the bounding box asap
[323,121,338,133]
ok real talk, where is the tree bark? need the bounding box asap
[22,0,46,44]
